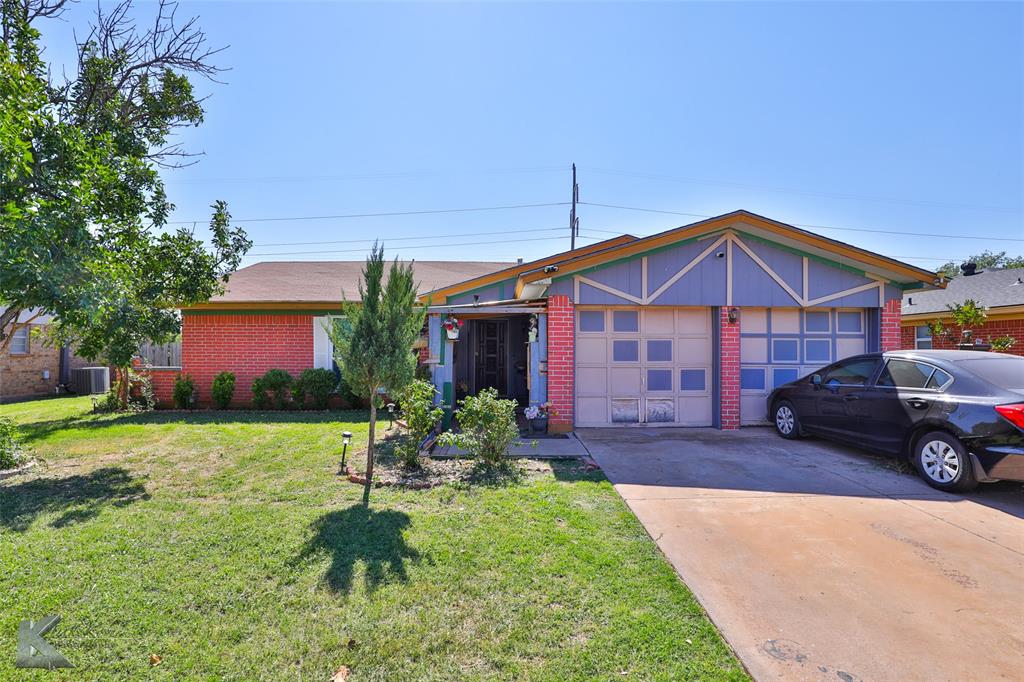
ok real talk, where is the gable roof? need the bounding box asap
[186,260,512,310]
[902,267,1024,318]
[515,210,940,294]
[418,234,637,304]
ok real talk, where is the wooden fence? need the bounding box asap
[138,340,181,368]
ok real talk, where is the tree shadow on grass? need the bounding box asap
[295,504,423,594]
[0,466,150,532]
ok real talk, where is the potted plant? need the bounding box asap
[442,315,464,340]
[524,402,555,434]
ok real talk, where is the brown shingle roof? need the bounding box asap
[204,260,513,305]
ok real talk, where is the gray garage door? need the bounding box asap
[575,307,713,427]
[740,307,868,424]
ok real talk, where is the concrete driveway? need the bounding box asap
[578,427,1024,682]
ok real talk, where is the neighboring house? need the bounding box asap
[0,309,89,402]
[176,210,940,430]
[901,266,1024,356]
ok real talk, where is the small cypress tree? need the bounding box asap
[330,243,424,502]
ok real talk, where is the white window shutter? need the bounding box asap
[312,316,332,369]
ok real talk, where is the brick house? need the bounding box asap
[175,210,939,429]
[901,266,1024,356]
[0,310,89,402]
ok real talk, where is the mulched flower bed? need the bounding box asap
[342,457,597,490]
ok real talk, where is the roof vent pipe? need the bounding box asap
[961,262,978,276]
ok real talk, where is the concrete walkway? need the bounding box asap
[578,427,1024,682]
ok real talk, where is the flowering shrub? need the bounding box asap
[439,388,520,464]
[524,402,556,420]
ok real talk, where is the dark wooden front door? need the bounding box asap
[474,320,508,396]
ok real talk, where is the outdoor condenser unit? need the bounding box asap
[70,367,110,395]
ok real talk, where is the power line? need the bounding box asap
[256,226,564,248]
[168,201,570,225]
[244,233,598,258]
[585,167,1021,214]
[164,165,567,185]
[580,202,1024,243]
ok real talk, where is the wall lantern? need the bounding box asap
[728,307,740,324]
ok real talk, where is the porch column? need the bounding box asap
[547,295,574,433]
[528,313,548,407]
[880,298,902,352]
[718,307,741,430]
[427,314,454,428]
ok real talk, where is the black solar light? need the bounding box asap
[387,402,396,428]
[341,431,353,470]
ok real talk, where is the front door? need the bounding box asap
[474,320,508,396]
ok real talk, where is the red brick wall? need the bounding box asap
[182,313,314,407]
[148,368,178,406]
[901,317,1024,357]
[547,295,574,432]
[720,307,740,430]
[881,298,902,352]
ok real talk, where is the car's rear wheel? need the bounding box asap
[773,400,801,439]
[914,431,977,492]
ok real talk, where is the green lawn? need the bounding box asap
[0,397,745,681]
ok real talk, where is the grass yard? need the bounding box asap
[0,396,746,681]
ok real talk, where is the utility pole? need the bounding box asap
[569,163,580,250]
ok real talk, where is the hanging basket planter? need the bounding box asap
[442,315,464,340]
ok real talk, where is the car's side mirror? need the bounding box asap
[811,374,822,389]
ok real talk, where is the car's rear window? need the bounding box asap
[956,357,1024,391]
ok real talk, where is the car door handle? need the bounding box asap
[906,398,929,410]
[843,395,859,401]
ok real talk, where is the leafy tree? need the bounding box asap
[329,243,425,502]
[0,1,250,375]
[937,251,1024,279]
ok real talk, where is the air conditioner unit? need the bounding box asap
[71,367,110,395]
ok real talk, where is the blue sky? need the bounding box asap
[41,1,1023,270]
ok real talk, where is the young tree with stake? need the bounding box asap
[330,244,425,503]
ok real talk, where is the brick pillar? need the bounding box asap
[881,298,902,352]
[719,307,741,430]
[547,295,574,432]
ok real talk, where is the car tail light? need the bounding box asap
[994,403,1024,430]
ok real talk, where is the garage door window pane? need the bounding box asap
[612,340,638,362]
[646,369,672,391]
[579,311,604,332]
[647,399,674,423]
[680,369,705,391]
[773,368,800,387]
[805,339,831,363]
[838,311,862,333]
[646,339,672,362]
[741,368,766,390]
[613,310,639,332]
[772,339,798,362]
[611,399,639,423]
[804,311,830,332]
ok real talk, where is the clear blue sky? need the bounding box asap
[41,1,1024,271]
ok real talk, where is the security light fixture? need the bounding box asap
[728,307,739,324]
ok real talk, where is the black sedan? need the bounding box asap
[768,350,1024,492]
